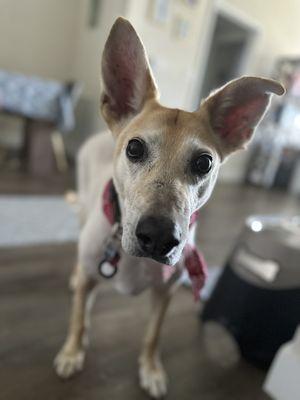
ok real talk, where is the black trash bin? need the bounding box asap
[201,215,300,368]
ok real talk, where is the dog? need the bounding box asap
[54,17,284,398]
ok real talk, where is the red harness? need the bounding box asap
[102,180,207,300]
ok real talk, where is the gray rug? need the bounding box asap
[0,195,79,247]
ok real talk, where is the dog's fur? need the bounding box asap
[54,18,284,398]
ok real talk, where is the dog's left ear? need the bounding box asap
[101,17,158,134]
[202,76,285,158]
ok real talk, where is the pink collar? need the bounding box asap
[102,180,207,300]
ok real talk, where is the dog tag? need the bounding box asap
[98,223,122,278]
[98,259,118,278]
[98,230,121,278]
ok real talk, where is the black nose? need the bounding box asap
[135,215,181,258]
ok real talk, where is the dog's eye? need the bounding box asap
[191,153,213,175]
[126,138,145,162]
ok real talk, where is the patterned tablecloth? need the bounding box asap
[0,70,81,132]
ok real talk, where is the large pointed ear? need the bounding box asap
[101,17,158,134]
[202,76,285,158]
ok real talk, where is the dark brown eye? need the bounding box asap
[126,138,146,162]
[191,153,213,175]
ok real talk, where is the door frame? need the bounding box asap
[188,0,261,110]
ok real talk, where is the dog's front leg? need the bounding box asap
[54,267,97,379]
[139,286,172,398]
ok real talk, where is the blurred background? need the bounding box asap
[1,1,300,400]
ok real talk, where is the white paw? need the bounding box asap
[54,347,85,379]
[69,272,79,291]
[139,355,168,399]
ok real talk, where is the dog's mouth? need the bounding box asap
[135,246,179,265]
[121,232,183,266]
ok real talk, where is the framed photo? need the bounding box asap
[88,0,101,28]
[149,0,171,24]
[172,16,190,39]
[182,0,199,6]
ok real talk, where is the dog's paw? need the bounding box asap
[139,354,168,399]
[54,347,85,379]
[69,272,79,291]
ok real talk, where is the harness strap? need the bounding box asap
[102,179,121,225]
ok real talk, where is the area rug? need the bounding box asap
[0,195,79,247]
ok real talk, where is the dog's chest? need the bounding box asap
[113,253,168,295]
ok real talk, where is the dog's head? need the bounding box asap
[100,17,284,266]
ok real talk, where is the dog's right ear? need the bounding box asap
[101,17,158,134]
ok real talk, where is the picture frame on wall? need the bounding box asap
[88,0,101,28]
[149,0,171,24]
[182,0,199,6]
[172,15,190,39]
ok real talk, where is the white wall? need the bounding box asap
[0,0,80,80]
[227,0,300,73]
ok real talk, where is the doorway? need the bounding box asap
[200,10,258,99]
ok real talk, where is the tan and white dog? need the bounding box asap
[54,17,284,398]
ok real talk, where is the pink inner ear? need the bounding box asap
[102,25,150,119]
[218,95,268,145]
[104,44,140,115]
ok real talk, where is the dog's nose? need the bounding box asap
[136,215,181,258]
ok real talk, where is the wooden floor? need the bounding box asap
[1,244,270,400]
[0,169,75,195]
[1,170,299,400]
